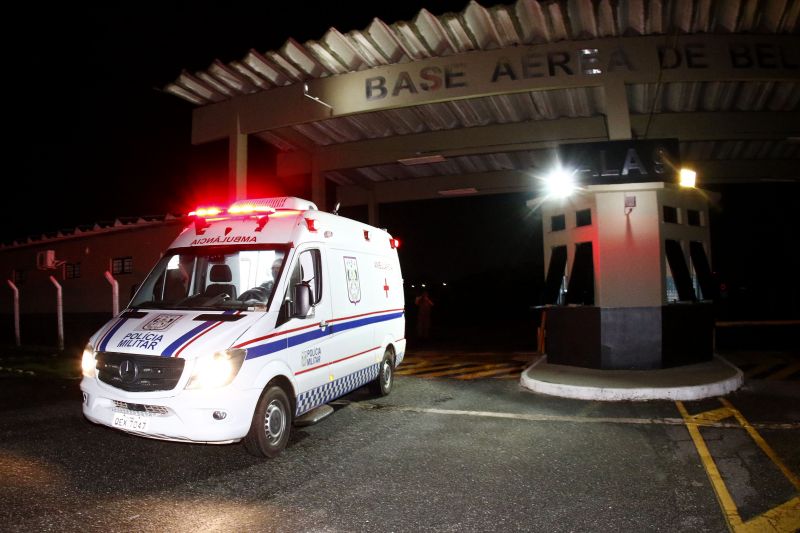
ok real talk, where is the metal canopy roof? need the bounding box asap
[167,0,799,106]
[166,0,800,195]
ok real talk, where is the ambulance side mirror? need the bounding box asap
[292,283,312,318]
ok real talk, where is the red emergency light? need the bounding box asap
[189,207,223,217]
[390,238,400,249]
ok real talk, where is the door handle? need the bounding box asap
[319,320,328,329]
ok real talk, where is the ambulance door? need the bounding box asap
[325,249,382,387]
[278,246,333,402]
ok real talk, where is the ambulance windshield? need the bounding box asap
[130,247,287,311]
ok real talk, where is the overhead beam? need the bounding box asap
[337,158,799,206]
[338,170,538,206]
[278,112,799,176]
[279,117,607,176]
[691,159,800,183]
[632,111,800,140]
[194,34,799,144]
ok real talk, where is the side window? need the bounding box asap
[278,249,322,325]
[298,249,322,304]
[283,249,322,310]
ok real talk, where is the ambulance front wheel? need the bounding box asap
[370,348,394,397]
[244,384,292,458]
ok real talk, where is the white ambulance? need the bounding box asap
[80,197,405,457]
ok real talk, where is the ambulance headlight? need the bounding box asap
[81,344,97,378]
[186,349,247,389]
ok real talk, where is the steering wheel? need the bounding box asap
[206,293,231,305]
[239,287,268,303]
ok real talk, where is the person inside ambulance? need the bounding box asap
[153,255,192,305]
[163,265,189,303]
[239,257,283,304]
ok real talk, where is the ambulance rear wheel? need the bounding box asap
[370,349,394,397]
[244,384,292,458]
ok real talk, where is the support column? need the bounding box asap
[229,115,248,201]
[311,153,326,211]
[603,79,632,141]
[368,190,379,227]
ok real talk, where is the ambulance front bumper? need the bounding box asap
[80,377,262,443]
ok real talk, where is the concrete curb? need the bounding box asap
[520,355,743,401]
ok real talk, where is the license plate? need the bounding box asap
[112,413,149,432]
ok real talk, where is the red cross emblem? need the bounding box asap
[383,278,390,297]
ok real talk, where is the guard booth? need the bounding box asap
[535,139,716,370]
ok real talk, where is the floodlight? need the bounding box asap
[545,167,576,198]
[679,168,697,188]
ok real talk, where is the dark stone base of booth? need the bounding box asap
[544,304,713,370]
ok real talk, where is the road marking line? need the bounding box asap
[736,496,800,533]
[453,366,526,380]
[396,363,477,376]
[718,398,800,492]
[348,402,800,430]
[676,400,744,529]
[677,399,800,532]
[693,407,735,424]
[744,360,782,379]
[411,364,502,378]
[399,363,517,379]
[767,362,800,381]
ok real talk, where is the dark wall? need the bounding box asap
[707,183,800,320]
[380,193,544,350]
[0,313,111,351]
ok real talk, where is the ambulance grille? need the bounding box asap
[96,352,185,392]
[112,401,170,416]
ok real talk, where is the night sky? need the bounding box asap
[5,0,469,242]
[5,2,799,321]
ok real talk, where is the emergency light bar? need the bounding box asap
[191,197,319,218]
[189,207,223,217]
[229,197,318,213]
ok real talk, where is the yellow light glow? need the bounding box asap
[185,349,247,389]
[190,207,223,217]
[680,168,697,188]
[191,357,234,389]
[228,204,256,214]
[81,345,96,378]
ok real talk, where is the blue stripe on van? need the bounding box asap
[160,310,236,357]
[244,311,404,361]
[331,311,405,334]
[98,317,129,352]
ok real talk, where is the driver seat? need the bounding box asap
[204,264,237,299]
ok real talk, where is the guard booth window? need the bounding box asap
[565,242,594,305]
[664,240,696,302]
[542,246,568,305]
[576,209,592,227]
[689,241,717,301]
[663,206,679,224]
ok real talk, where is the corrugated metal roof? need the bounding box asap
[0,215,184,250]
[166,0,799,184]
[166,0,800,106]
[286,86,605,147]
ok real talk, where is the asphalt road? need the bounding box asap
[1,374,798,532]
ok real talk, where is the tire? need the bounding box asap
[244,384,292,458]
[370,349,394,397]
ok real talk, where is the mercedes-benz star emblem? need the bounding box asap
[119,359,138,384]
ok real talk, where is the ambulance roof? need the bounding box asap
[171,197,398,252]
